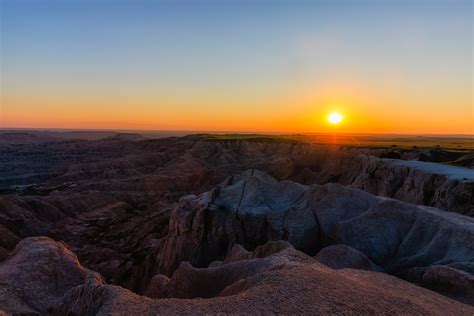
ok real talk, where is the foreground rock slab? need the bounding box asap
[60,241,474,315]
[0,237,102,315]
[0,231,472,314]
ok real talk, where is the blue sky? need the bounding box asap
[1,0,472,133]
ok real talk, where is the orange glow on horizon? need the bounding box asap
[2,1,472,136]
[1,85,472,135]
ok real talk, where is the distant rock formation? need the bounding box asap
[292,152,474,216]
[0,132,59,144]
[2,137,472,214]
[103,132,147,142]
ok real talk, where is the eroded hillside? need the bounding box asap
[0,134,473,314]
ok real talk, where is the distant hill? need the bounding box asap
[0,132,59,144]
[103,133,147,142]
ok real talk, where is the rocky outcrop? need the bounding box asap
[0,237,102,315]
[0,192,119,240]
[351,158,474,216]
[421,265,474,305]
[147,240,307,299]
[290,152,473,216]
[2,137,471,214]
[185,140,474,215]
[156,170,474,301]
[0,193,171,294]
[1,236,469,315]
[1,136,472,297]
[451,152,474,167]
[0,144,472,314]
[315,244,381,271]
[335,198,474,276]
[55,199,170,292]
[59,240,474,315]
[155,169,317,275]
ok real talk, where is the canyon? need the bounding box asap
[0,131,472,314]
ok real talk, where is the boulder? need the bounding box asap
[143,274,170,298]
[421,265,474,305]
[0,236,102,314]
[315,244,381,271]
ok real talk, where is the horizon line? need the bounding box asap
[0,126,473,137]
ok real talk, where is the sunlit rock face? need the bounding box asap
[156,170,474,303]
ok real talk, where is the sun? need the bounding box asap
[328,112,343,124]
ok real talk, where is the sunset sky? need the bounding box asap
[1,0,472,134]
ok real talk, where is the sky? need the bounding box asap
[0,0,472,134]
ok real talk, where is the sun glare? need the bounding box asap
[328,112,343,125]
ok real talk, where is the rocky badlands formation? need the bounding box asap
[1,237,473,315]
[0,133,473,314]
[155,171,474,303]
